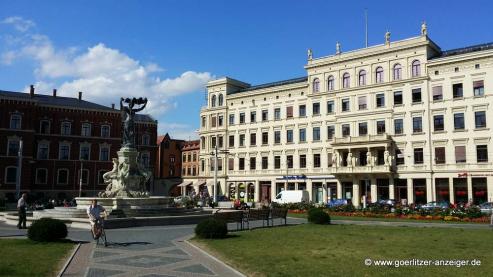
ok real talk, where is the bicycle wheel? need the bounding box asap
[101,229,108,247]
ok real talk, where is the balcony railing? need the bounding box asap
[329,165,392,174]
[333,134,391,144]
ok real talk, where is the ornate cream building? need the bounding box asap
[198,26,493,207]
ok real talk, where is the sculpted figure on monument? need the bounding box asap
[121,97,148,148]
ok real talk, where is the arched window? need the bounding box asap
[218,94,224,106]
[375,67,384,83]
[327,75,334,91]
[342,73,350,89]
[393,63,402,80]
[211,95,216,107]
[358,70,366,86]
[412,60,421,77]
[313,78,320,92]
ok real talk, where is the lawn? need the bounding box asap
[0,239,75,277]
[193,224,493,277]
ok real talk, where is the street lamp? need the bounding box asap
[209,145,229,203]
[15,140,23,200]
[79,160,83,197]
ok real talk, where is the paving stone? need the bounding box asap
[104,254,188,268]
[174,264,216,275]
[86,268,124,277]
[163,248,189,256]
[93,251,120,258]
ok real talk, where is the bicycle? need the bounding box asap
[91,217,108,247]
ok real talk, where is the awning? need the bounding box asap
[193,180,206,187]
[177,181,192,187]
[206,180,215,186]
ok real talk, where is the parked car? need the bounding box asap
[272,190,310,204]
[420,201,450,210]
[174,195,191,204]
[479,202,493,214]
[326,199,348,208]
[377,199,397,207]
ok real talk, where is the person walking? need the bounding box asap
[17,193,27,229]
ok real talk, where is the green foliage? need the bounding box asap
[272,201,316,211]
[195,218,228,239]
[27,218,67,242]
[307,208,331,224]
[465,206,482,218]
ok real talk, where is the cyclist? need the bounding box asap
[86,199,108,239]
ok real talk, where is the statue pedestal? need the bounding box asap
[75,196,175,217]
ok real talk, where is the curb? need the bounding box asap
[184,239,246,277]
[57,242,81,277]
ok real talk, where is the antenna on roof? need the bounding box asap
[365,8,368,48]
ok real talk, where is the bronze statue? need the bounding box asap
[120,97,147,148]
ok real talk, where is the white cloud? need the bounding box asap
[2,16,35,32]
[158,122,199,140]
[2,17,214,119]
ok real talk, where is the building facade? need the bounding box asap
[199,29,493,207]
[179,140,204,195]
[0,87,157,201]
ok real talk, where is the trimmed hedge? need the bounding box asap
[195,218,228,239]
[308,208,331,225]
[28,218,68,242]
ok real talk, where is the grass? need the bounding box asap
[193,224,493,277]
[0,239,75,277]
[288,212,488,224]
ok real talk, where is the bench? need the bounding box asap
[243,208,270,229]
[270,208,288,226]
[213,210,244,230]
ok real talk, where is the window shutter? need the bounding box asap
[287,106,293,117]
[473,80,484,88]
[432,86,442,96]
[455,146,466,162]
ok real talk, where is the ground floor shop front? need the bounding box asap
[189,173,493,207]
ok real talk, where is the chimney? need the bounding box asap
[52,89,57,97]
[29,85,35,97]
[111,103,115,109]
[78,91,82,101]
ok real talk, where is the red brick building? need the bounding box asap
[0,87,157,201]
[181,140,200,178]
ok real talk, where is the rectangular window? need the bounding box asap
[228,158,234,171]
[313,127,320,141]
[327,153,333,167]
[61,122,71,135]
[394,119,403,134]
[299,105,306,117]
[239,134,245,147]
[475,111,486,128]
[327,101,334,114]
[8,140,19,156]
[342,98,350,112]
[10,115,21,129]
[211,116,217,128]
[37,143,49,160]
[413,117,422,133]
[229,114,235,125]
[313,154,321,168]
[473,80,484,96]
[376,93,385,108]
[250,157,256,170]
[239,113,245,124]
[358,96,367,110]
[100,147,109,161]
[393,91,403,105]
[239,158,245,170]
[312,103,320,115]
[57,169,68,184]
[299,155,306,168]
[101,125,110,137]
[274,131,281,144]
[211,137,217,148]
[435,147,446,164]
[59,145,70,160]
[262,157,268,169]
[477,145,488,163]
[262,132,268,145]
[432,86,443,101]
[455,146,466,163]
[274,108,281,120]
[414,148,424,164]
[433,115,444,131]
[218,115,223,126]
[81,123,91,136]
[395,148,405,165]
[412,88,422,103]
[202,116,206,127]
[299,128,306,142]
[274,156,281,169]
[327,126,334,140]
[80,145,90,160]
[453,83,463,98]
[286,130,293,143]
[286,106,293,118]
[229,135,235,148]
[262,110,268,121]
[358,122,368,136]
[376,120,386,134]
[250,111,256,123]
[342,124,350,137]
[454,113,465,130]
[40,120,50,134]
[287,155,293,169]
[250,133,256,146]
[218,136,223,148]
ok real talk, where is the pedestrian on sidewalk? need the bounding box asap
[17,193,27,229]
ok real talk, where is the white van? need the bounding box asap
[272,190,310,204]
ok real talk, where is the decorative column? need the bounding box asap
[307,179,313,201]
[487,176,493,203]
[389,177,395,200]
[448,177,455,204]
[271,178,278,201]
[235,183,240,200]
[254,180,260,203]
[336,180,342,199]
[244,183,249,203]
[467,175,473,203]
[407,178,414,204]
[370,177,377,203]
[427,177,434,203]
[322,182,328,204]
[352,178,360,208]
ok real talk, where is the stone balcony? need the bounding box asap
[329,164,393,175]
[331,134,392,149]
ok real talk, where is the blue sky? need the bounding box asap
[1,0,492,139]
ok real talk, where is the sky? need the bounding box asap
[1,0,492,140]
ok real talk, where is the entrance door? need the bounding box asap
[261,185,271,202]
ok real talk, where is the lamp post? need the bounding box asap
[15,140,23,200]
[79,160,83,197]
[209,146,229,203]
